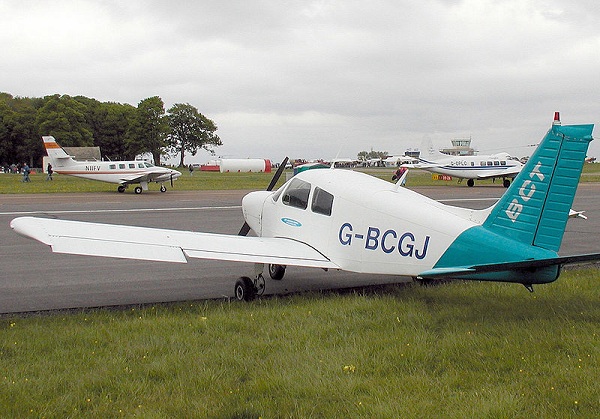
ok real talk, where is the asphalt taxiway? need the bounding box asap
[1,184,599,314]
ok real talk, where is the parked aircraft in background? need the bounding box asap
[43,136,181,194]
[406,143,523,187]
[12,114,598,301]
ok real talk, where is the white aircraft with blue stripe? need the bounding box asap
[407,142,523,187]
[11,113,600,300]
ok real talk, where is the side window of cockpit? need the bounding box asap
[272,184,285,202]
[311,187,334,216]
[282,178,311,210]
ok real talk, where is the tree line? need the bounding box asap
[0,93,221,168]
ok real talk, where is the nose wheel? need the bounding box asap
[268,264,286,280]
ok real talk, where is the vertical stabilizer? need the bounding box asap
[42,136,76,167]
[483,114,594,252]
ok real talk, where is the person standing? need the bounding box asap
[46,163,53,181]
[22,163,31,182]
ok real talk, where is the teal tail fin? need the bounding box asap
[483,114,594,252]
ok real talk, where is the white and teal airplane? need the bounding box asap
[43,136,181,194]
[11,113,599,300]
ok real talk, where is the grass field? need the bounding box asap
[1,270,599,417]
[2,165,599,417]
[3,163,600,194]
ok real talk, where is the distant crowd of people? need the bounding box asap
[1,162,53,182]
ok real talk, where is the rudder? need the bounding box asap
[42,136,75,167]
[483,115,593,252]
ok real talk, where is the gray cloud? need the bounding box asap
[2,0,600,161]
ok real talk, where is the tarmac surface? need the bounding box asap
[1,184,599,314]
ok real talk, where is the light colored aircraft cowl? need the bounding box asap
[241,191,272,236]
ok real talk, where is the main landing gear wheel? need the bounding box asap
[118,185,126,193]
[467,179,475,187]
[503,179,511,188]
[268,264,286,280]
[234,275,265,301]
[134,186,143,194]
[160,185,167,192]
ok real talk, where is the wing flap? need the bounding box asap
[10,217,338,269]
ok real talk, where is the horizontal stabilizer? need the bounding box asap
[418,253,600,279]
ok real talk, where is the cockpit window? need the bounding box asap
[272,184,285,202]
[311,187,334,216]
[282,178,311,210]
[144,162,154,168]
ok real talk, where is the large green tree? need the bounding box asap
[167,103,221,167]
[0,98,14,165]
[127,96,169,165]
[77,96,136,160]
[36,94,93,146]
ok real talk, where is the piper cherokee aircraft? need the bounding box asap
[42,136,182,194]
[11,113,600,301]
[405,142,523,187]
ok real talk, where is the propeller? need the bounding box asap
[238,157,289,236]
[170,173,174,188]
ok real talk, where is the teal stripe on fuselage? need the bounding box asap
[432,225,558,270]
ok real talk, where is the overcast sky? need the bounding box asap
[2,0,600,163]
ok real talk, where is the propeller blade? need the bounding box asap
[170,173,174,188]
[238,157,289,236]
[266,157,289,191]
[238,222,251,236]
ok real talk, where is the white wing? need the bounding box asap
[10,217,339,269]
[475,166,522,179]
[119,170,171,184]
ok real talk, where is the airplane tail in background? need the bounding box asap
[418,137,447,162]
[483,113,594,252]
[42,136,76,167]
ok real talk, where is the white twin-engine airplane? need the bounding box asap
[407,143,524,188]
[11,114,600,301]
[43,136,182,194]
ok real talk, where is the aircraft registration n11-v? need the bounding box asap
[11,113,600,300]
[43,136,182,194]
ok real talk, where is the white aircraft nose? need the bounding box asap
[171,169,182,178]
[241,191,272,235]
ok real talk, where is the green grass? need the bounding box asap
[3,163,600,194]
[1,269,599,417]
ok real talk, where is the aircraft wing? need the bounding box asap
[10,217,340,269]
[119,170,172,184]
[417,253,600,279]
[475,166,522,179]
[403,162,441,169]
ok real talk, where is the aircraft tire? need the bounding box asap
[268,264,286,280]
[160,185,167,192]
[467,179,475,187]
[503,179,511,188]
[134,186,143,194]
[235,277,256,301]
[118,185,126,193]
